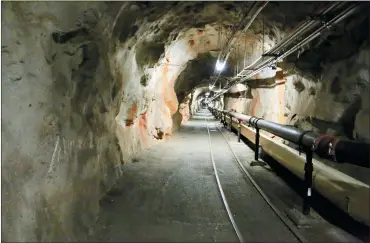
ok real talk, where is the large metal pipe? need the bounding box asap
[227,111,320,148]
[211,108,370,168]
[209,107,370,226]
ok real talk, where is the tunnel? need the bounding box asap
[1,1,370,242]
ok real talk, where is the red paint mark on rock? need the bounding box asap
[197,29,204,35]
[125,103,138,126]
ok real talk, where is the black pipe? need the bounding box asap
[214,109,370,168]
[333,140,370,168]
[228,111,319,147]
[209,107,370,217]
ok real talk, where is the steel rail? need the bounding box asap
[216,124,307,243]
[205,118,245,243]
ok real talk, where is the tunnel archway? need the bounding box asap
[2,2,370,242]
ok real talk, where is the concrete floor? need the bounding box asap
[93,110,364,242]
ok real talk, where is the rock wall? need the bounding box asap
[223,13,370,142]
[0,2,248,241]
[1,2,124,241]
[3,1,367,241]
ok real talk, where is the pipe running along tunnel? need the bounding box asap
[1,1,370,242]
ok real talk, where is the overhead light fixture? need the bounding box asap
[205,92,210,97]
[209,84,215,90]
[215,59,226,72]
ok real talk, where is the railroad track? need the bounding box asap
[204,113,307,243]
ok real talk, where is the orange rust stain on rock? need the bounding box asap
[139,112,149,144]
[125,103,137,126]
[252,73,261,80]
[160,62,178,115]
[166,100,178,114]
[188,39,195,47]
[276,70,284,80]
[179,105,190,123]
[250,90,259,116]
[277,83,286,124]
[139,113,147,129]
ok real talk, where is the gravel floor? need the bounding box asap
[94,109,364,242]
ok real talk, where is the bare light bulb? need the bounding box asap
[215,59,226,72]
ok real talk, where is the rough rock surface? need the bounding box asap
[223,9,370,141]
[1,2,281,241]
[1,1,369,242]
[2,2,125,241]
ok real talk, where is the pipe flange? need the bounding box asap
[248,116,256,127]
[297,130,314,155]
[253,118,263,128]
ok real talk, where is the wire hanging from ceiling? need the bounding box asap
[262,16,265,55]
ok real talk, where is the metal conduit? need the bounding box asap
[236,2,342,77]
[209,2,362,101]
[211,108,370,168]
[223,1,269,62]
[213,1,268,87]
[277,2,361,61]
[217,2,260,63]
[263,2,356,68]
[263,2,343,57]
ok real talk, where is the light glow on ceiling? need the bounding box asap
[215,59,226,72]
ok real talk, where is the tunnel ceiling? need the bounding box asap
[174,53,234,103]
[122,2,365,97]
[109,1,336,96]
[2,2,370,241]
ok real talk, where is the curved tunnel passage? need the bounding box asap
[1,1,370,242]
